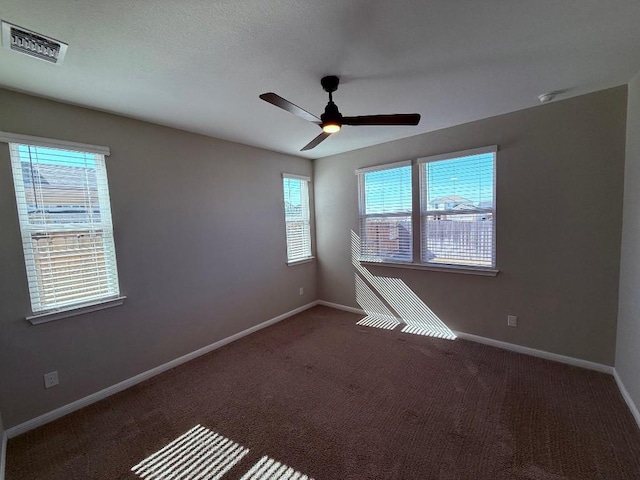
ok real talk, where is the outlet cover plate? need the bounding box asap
[44,371,59,388]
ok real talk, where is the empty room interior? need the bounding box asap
[2,1,640,479]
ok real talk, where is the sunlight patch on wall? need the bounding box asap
[240,456,314,480]
[355,274,402,330]
[131,425,249,480]
[351,230,456,340]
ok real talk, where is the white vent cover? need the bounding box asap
[1,20,67,64]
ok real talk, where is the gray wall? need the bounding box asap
[315,87,627,365]
[616,72,640,411]
[0,89,316,428]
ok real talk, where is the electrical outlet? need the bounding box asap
[44,371,59,389]
[299,287,304,296]
[507,315,518,327]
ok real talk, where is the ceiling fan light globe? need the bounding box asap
[322,123,341,134]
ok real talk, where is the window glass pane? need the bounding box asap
[284,177,305,220]
[422,213,494,267]
[17,145,102,225]
[361,215,412,262]
[364,165,412,214]
[424,153,494,212]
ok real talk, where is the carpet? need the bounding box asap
[6,306,640,479]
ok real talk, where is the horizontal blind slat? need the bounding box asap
[35,272,113,288]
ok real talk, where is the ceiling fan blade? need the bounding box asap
[259,93,321,124]
[301,132,332,151]
[342,114,421,126]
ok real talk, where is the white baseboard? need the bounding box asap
[6,301,319,439]
[319,300,613,374]
[453,331,613,374]
[0,432,6,480]
[317,300,366,316]
[613,369,640,430]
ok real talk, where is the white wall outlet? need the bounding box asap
[44,371,59,389]
[507,315,518,327]
[299,287,304,296]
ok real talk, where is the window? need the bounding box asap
[8,140,121,316]
[419,147,496,268]
[357,161,413,262]
[357,146,497,273]
[283,174,312,264]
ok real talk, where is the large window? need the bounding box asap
[283,174,312,264]
[357,146,497,272]
[8,140,121,315]
[357,161,413,262]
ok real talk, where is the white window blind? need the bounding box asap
[9,143,120,313]
[283,174,312,263]
[419,147,496,268]
[357,162,413,262]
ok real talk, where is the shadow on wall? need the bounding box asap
[351,231,456,340]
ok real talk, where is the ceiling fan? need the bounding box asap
[259,76,421,151]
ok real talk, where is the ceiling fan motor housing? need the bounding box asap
[321,101,342,127]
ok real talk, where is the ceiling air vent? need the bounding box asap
[1,21,68,64]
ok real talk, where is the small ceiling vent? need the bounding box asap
[1,20,68,64]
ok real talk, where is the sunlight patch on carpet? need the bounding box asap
[356,315,400,330]
[401,325,455,338]
[240,456,314,480]
[131,425,249,480]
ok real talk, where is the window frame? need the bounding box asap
[356,146,498,276]
[1,131,125,324]
[282,173,314,266]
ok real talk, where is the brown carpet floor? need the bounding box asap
[6,305,640,479]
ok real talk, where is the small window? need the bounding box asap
[357,161,413,263]
[9,142,121,314]
[419,147,496,268]
[283,174,312,264]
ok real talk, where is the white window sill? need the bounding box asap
[360,260,499,277]
[287,256,315,266]
[26,296,127,325]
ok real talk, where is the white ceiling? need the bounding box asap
[1,1,640,159]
